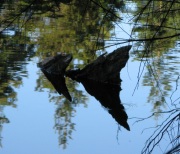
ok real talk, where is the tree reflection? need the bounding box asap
[0,26,36,145]
[0,0,124,148]
[0,0,179,152]
[0,106,9,147]
[130,1,180,153]
[33,0,124,148]
[131,0,180,108]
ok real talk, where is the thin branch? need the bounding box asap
[90,0,123,20]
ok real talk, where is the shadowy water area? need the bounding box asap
[0,0,179,154]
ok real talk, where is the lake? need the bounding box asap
[0,1,179,154]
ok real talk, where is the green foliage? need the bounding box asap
[1,0,122,148]
[1,0,179,150]
[130,0,180,115]
[132,0,180,56]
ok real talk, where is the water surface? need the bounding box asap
[0,1,179,154]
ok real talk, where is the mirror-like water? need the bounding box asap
[0,1,179,154]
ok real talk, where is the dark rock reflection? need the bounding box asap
[39,45,131,130]
[79,79,130,130]
[38,53,73,101]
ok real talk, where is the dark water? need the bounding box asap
[0,1,179,154]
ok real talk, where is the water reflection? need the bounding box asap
[0,106,9,147]
[38,53,73,101]
[78,80,130,130]
[39,46,131,131]
[0,0,179,153]
[32,0,125,148]
[0,29,36,145]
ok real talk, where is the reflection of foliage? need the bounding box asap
[36,72,87,148]
[32,0,123,148]
[0,0,63,31]
[130,0,180,108]
[55,100,76,148]
[54,80,87,149]
[0,26,36,145]
[1,0,180,152]
[143,56,173,114]
[54,100,76,149]
[135,42,180,120]
[132,0,180,53]
[130,0,180,57]
[34,0,123,66]
[0,86,17,107]
[129,1,180,153]
[49,86,87,149]
[0,122,9,147]
[54,94,88,149]
[0,106,10,147]
[0,32,35,106]
[0,105,10,146]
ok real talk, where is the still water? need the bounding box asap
[0,1,180,154]
[1,51,179,154]
[0,56,152,154]
[1,48,179,154]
